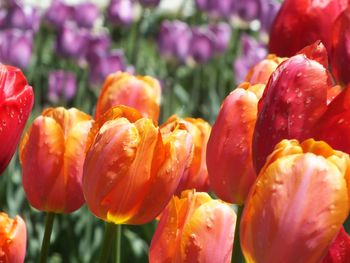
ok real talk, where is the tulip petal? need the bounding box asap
[207,87,259,204]
[321,227,350,263]
[241,145,349,263]
[20,116,65,212]
[254,54,329,173]
[181,200,235,263]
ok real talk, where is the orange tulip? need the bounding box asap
[241,139,350,263]
[83,106,193,225]
[207,83,265,204]
[95,71,161,122]
[20,107,93,213]
[0,212,26,263]
[161,115,211,194]
[149,190,236,263]
[245,55,286,85]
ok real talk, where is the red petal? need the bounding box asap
[322,227,350,263]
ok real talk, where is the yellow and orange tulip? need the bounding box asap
[20,107,93,213]
[161,115,211,194]
[95,71,161,122]
[83,106,193,225]
[149,190,236,263]
[241,139,350,263]
[0,212,26,263]
[207,83,265,204]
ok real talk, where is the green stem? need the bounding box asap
[115,225,122,263]
[99,222,118,263]
[39,212,55,263]
[232,205,244,263]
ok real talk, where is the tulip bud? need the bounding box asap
[0,64,34,175]
[241,139,350,263]
[161,115,211,194]
[0,212,26,263]
[244,54,286,85]
[83,106,193,225]
[149,190,236,263]
[269,0,348,56]
[207,83,264,204]
[95,72,161,122]
[20,107,93,213]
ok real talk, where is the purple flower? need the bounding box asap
[0,29,33,69]
[45,0,73,28]
[233,34,267,83]
[108,0,134,26]
[158,20,192,63]
[48,70,77,102]
[259,0,281,33]
[234,0,261,22]
[73,2,100,28]
[138,0,160,8]
[189,26,215,64]
[209,22,231,54]
[89,49,126,85]
[56,22,89,59]
[7,3,40,31]
[86,31,111,61]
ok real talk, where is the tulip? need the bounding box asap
[0,212,26,263]
[83,106,193,225]
[149,190,236,263]
[158,20,192,63]
[45,0,74,28]
[259,0,281,33]
[72,2,100,29]
[241,139,350,263]
[269,0,348,56]
[0,64,33,175]
[161,115,211,194]
[95,72,161,122]
[195,0,234,18]
[321,227,350,263]
[330,8,350,86]
[0,29,33,69]
[56,22,89,60]
[20,107,93,213]
[107,0,134,26]
[209,22,231,54]
[189,27,215,64]
[207,82,265,204]
[48,70,77,103]
[7,2,40,32]
[244,54,286,85]
[89,49,127,85]
[253,44,330,173]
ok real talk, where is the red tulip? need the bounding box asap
[253,46,330,173]
[207,83,264,204]
[322,227,350,263]
[161,115,211,194]
[330,7,350,86]
[149,190,236,263]
[0,212,27,263]
[83,106,193,224]
[0,64,34,175]
[241,139,350,263]
[269,0,348,57]
[20,107,93,213]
